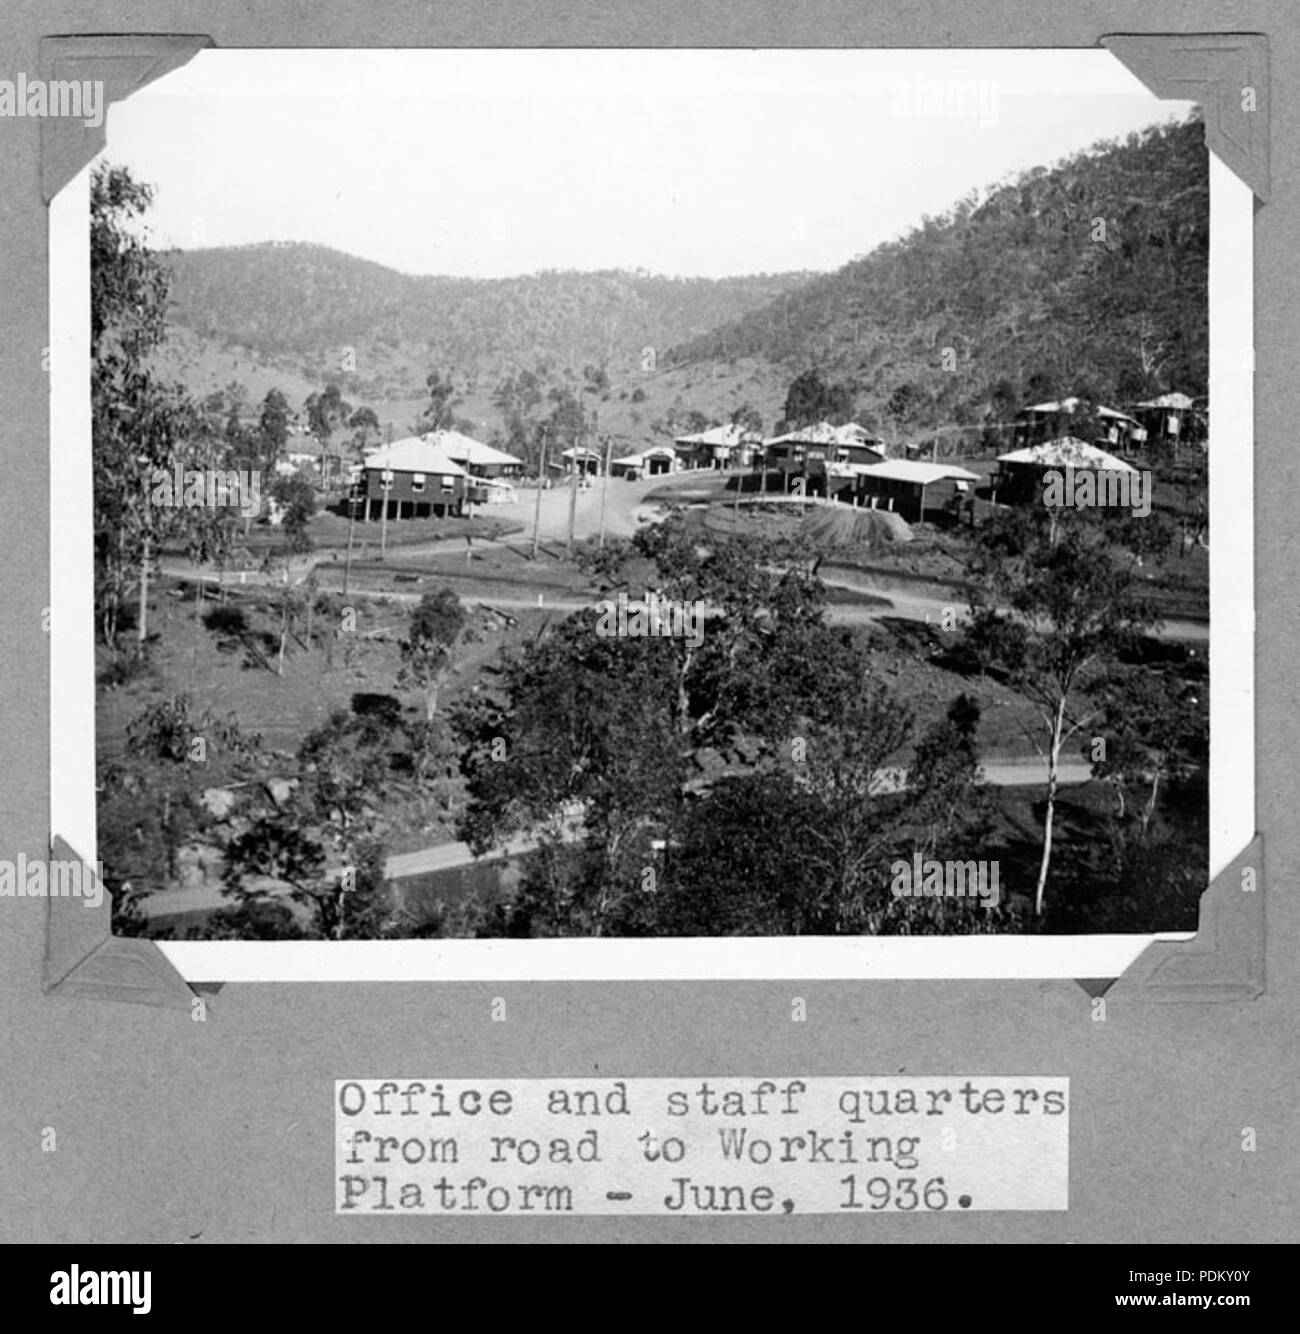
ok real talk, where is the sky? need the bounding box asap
[103,48,1195,280]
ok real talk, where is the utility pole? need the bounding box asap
[531,426,548,560]
[379,469,392,560]
[567,409,592,561]
[137,535,150,653]
[343,486,358,595]
[597,431,613,548]
[565,425,580,560]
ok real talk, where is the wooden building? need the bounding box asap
[993,437,1137,505]
[429,429,525,479]
[853,460,979,523]
[360,436,467,520]
[610,445,678,479]
[1131,392,1205,451]
[1013,397,1143,452]
[422,430,526,506]
[558,446,602,477]
[764,422,885,496]
[673,423,762,470]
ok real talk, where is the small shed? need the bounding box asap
[1131,392,1201,449]
[853,460,979,523]
[557,446,602,477]
[610,445,678,480]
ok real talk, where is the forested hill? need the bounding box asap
[665,116,1208,423]
[160,243,812,384]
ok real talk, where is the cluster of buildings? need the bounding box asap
[340,387,1202,526]
[1010,392,1206,453]
[612,419,978,524]
[726,390,1205,523]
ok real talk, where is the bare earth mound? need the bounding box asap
[800,504,913,552]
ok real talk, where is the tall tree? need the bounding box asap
[347,405,381,462]
[792,684,915,932]
[304,382,351,482]
[221,710,397,939]
[399,588,467,720]
[781,368,856,430]
[452,614,686,935]
[420,370,460,432]
[91,163,205,652]
[1089,664,1207,842]
[271,476,316,554]
[257,388,291,472]
[730,403,764,436]
[962,509,1158,915]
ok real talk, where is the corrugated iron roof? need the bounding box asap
[997,437,1138,472]
[857,460,979,485]
[764,421,880,446]
[674,423,761,447]
[363,436,468,476]
[613,446,677,467]
[1135,392,1195,410]
[423,429,523,467]
[1023,397,1137,422]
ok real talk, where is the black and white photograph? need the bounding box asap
[3,0,1295,1276]
[78,48,1219,948]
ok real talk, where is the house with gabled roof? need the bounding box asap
[424,429,525,479]
[673,422,763,470]
[853,460,979,523]
[993,436,1137,505]
[1130,392,1205,451]
[762,422,886,496]
[610,445,679,479]
[1013,396,1144,451]
[360,435,468,520]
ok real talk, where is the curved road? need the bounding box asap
[138,754,1092,922]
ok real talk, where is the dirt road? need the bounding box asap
[137,753,1093,923]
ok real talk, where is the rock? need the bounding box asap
[197,845,224,878]
[733,734,763,764]
[265,777,299,807]
[174,845,210,891]
[200,787,238,819]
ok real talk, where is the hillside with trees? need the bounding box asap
[159,243,813,397]
[664,116,1208,432]
[154,117,1207,449]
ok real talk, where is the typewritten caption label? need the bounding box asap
[335,1076,1068,1215]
